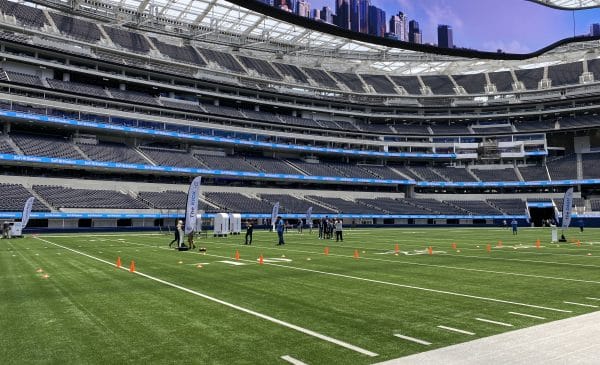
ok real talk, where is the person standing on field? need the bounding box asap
[275,216,285,245]
[335,219,343,242]
[245,222,253,245]
[511,219,518,235]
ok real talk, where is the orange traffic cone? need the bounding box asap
[353,250,359,259]
[129,260,135,273]
[259,254,264,265]
[428,246,433,255]
[324,247,329,256]
[116,257,121,268]
[235,250,240,261]
[486,244,491,253]
[451,243,457,250]
[577,240,581,247]
[395,244,400,253]
[536,239,541,249]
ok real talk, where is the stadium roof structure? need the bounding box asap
[531,0,600,9]
[34,0,600,74]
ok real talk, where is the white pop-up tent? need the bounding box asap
[213,213,229,237]
[229,213,241,235]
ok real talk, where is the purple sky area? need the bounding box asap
[300,0,600,52]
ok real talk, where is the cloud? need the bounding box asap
[394,0,414,13]
[424,3,464,29]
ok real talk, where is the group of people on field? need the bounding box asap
[167,217,349,248]
[318,217,343,242]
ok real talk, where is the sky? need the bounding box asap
[283,0,600,53]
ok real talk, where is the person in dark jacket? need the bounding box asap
[245,222,254,245]
[276,216,285,245]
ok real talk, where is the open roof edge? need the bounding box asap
[230,0,600,61]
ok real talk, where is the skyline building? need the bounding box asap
[335,0,351,29]
[367,5,386,37]
[388,11,408,41]
[409,20,422,44]
[591,23,600,37]
[296,0,310,17]
[350,0,360,32]
[358,0,370,34]
[320,6,334,24]
[437,24,453,48]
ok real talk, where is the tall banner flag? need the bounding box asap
[271,202,280,230]
[306,206,313,225]
[561,187,574,230]
[21,197,34,228]
[184,176,202,235]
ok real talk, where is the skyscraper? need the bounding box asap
[311,8,321,21]
[350,0,360,32]
[591,23,600,37]
[368,5,386,37]
[409,20,422,44]
[296,0,310,17]
[335,0,351,30]
[388,12,408,41]
[437,24,453,48]
[358,0,370,34]
[320,6,334,24]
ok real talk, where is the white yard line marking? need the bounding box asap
[586,297,600,301]
[33,237,378,358]
[393,334,431,346]
[508,312,546,320]
[281,355,308,365]
[563,301,599,308]
[475,318,513,327]
[262,258,293,263]
[218,260,247,266]
[148,244,574,314]
[436,325,475,336]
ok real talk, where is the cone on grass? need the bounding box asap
[116,257,121,268]
[259,254,264,265]
[353,250,360,259]
[577,240,581,247]
[497,240,503,248]
[536,239,541,249]
[486,244,491,253]
[451,243,457,250]
[324,246,329,256]
[129,260,135,273]
[235,250,240,261]
[428,246,433,255]
[395,244,400,253]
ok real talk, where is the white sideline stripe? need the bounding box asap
[281,355,308,365]
[586,297,600,301]
[436,325,475,336]
[393,334,431,346]
[475,318,513,327]
[563,301,599,308]
[148,244,573,314]
[33,237,378,358]
[508,312,546,320]
[219,260,246,266]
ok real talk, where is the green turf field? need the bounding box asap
[2,227,599,364]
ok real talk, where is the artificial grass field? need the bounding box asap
[2,227,600,364]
